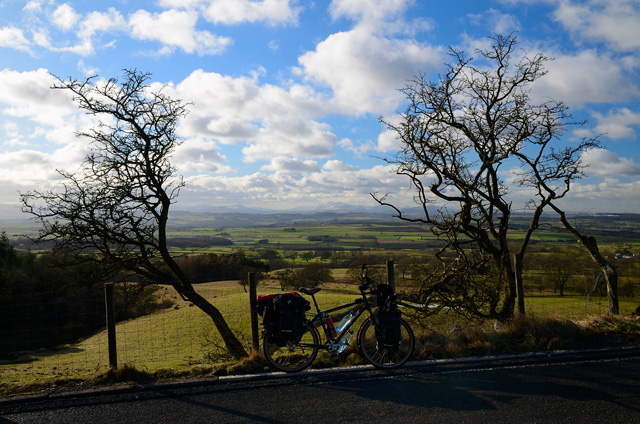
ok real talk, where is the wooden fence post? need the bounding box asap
[104,282,117,368]
[248,272,260,354]
[387,260,395,291]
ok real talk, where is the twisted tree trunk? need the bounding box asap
[551,204,619,314]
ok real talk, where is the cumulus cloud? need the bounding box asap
[295,0,441,117]
[51,3,81,32]
[200,0,302,26]
[323,159,359,172]
[0,27,31,52]
[261,157,321,173]
[531,49,638,107]
[559,178,640,213]
[171,69,333,162]
[330,0,408,22]
[173,138,231,173]
[583,108,640,140]
[179,163,408,210]
[51,8,127,56]
[296,27,442,115]
[553,0,640,51]
[582,148,640,177]
[243,118,337,162]
[0,68,77,127]
[128,9,232,55]
[0,147,81,190]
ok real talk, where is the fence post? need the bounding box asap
[248,272,260,354]
[104,282,117,368]
[387,260,395,291]
[513,254,525,316]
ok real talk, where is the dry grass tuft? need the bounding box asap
[90,363,153,385]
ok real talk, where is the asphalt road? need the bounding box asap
[2,350,640,423]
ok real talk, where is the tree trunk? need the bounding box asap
[498,269,517,320]
[181,285,248,359]
[513,254,525,316]
[597,258,619,315]
[552,205,619,315]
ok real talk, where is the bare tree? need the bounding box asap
[374,34,598,320]
[20,69,247,358]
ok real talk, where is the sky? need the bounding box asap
[0,0,639,219]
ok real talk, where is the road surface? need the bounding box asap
[2,352,640,423]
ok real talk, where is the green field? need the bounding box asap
[2,276,639,391]
[1,211,640,393]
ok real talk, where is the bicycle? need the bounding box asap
[262,265,415,372]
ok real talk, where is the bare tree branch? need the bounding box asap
[21,69,248,358]
[375,33,606,320]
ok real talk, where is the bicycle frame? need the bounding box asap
[303,286,374,350]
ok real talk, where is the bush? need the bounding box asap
[275,263,335,290]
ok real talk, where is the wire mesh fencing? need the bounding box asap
[1,275,638,388]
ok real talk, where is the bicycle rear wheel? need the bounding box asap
[358,316,414,369]
[263,321,320,372]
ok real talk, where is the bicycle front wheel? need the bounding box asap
[263,322,320,373]
[358,316,414,369]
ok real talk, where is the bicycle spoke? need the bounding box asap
[359,317,414,369]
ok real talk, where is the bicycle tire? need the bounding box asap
[358,316,414,369]
[263,321,320,373]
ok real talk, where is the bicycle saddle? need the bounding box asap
[299,287,321,295]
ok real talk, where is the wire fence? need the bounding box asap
[1,272,638,387]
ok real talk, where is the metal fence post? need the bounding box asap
[248,272,260,354]
[104,282,117,368]
[387,260,395,291]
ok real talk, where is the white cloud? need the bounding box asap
[76,8,126,40]
[553,0,640,52]
[52,8,127,56]
[128,9,232,55]
[323,159,359,172]
[531,49,638,107]
[0,68,77,127]
[329,0,409,25]
[0,149,73,190]
[560,178,640,213]
[0,27,31,52]
[171,69,332,163]
[582,148,640,177]
[174,138,231,173]
[51,3,81,32]
[466,8,520,34]
[22,1,43,13]
[179,163,408,210]
[330,0,433,36]
[77,59,98,77]
[338,137,377,157]
[296,27,442,115]
[200,0,302,26]
[243,118,337,162]
[261,157,321,172]
[588,108,640,140]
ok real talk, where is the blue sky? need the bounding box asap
[0,0,639,218]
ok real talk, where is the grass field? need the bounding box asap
[1,212,639,394]
[2,274,639,394]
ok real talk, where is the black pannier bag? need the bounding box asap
[257,292,309,345]
[374,284,401,349]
